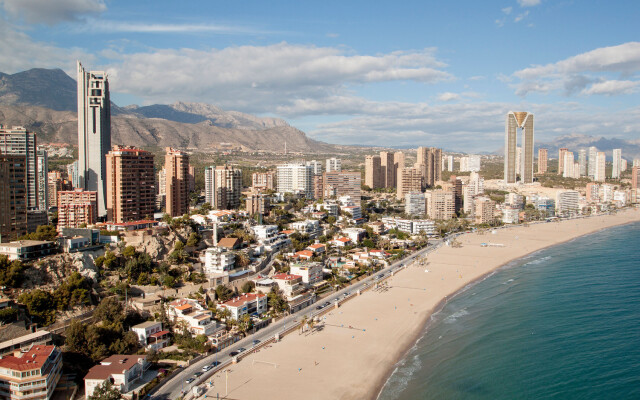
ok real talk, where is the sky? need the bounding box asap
[1,0,639,152]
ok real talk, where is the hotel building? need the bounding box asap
[164,147,190,217]
[504,112,534,183]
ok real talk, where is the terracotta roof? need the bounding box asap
[281,230,295,235]
[217,237,241,248]
[295,250,314,258]
[175,304,192,311]
[84,355,147,381]
[0,345,56,371]
[308,244,326,249]
[273,273,302,281]
[149,330,170,338]
[335,237,351,243]
[220,293,266,308]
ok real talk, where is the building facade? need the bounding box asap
[0,126,38,211]
[326,158,341,172]
[214,165,242,209]
[164,148,190,217]
[364,155,383,189]
[322,171,361,202]
[594,151,606,182]
[0,345,62,400]
[504,112,534,183]
[57,189,98,229]
[537,148,548,174]
[612,149,622,179]
[397,167,423,200]
[277,163,313,198]
[0,154,28,242]
[425,190,455,220]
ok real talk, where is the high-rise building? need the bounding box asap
[504,112,534,183]
[459,155,481,172]
[57,189,97,229]
[425,190,455,220]
[277,163,313,198]
[306,160,323,176]
[537,148,548,174]
[165,147,190,217]
[450,176,463,212]
[204,166,215,206]
[405,192,426,216]
[188,165,196,193]
[612,149,622,179]
[0,126,38,210]
[588,146,598,178]
[585,183,600,203]
[556,190,579,216]
[0,154,27,241]
[563,151,575,178]
[416,147,442,187]
[322,171,361,202]
[365,155,383,189]
[246,193,270,216]
[631,166,639,191]
[474,197,496,225]
[447,155,454,172]
[105,146,155,223]
[578,149,587,177]
[594,152,606,182]
[380,151,395,188]
[394,152,405,186]
[326,158,341,173]
[67,160,79,189]
[251,172,275,192]
[515,147,522,177]
[313,174,324,199]
[558,148,568,176]
[397,167,422,200]
[36,148,48,212]
[214,165,242,209]
[77,61,110,218]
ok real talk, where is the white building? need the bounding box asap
[316,202,339,217]
[578,149,587,176]
[131,321,169,351]
[405,192,426,216]
[502,206,520,224]
[594,152,606,182]
[0,345,61,400]
[204,247,236,275]
[588,146,598,178]
[168,299,225,337]
[291,220,321,234]
[306,160,323,175]
[290,263,323,285]
[459,155,481,172]
[412,219,436,235]
[217,293,268,320]
[204,165,215,206]
[563,151,575,178]
[556,190,580,216]
[342,205,362,220]
[277,163,313,198]
[84,355,148,399]
[252,224,291,251]
[447,155,453,172]
[613,190,628,206]
[599,184,614,203]
[505,193,524,209]
[342,228,366,243]
[326,158,342,172]
[612,149,622,179]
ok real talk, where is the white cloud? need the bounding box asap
[581,80,640,96]
[518,0,541,7]
[502,7,513,14]
[0,0,105,24]
[514,11,529,22]
[512,42,640,96]
[0,23,91,73]
[105,43,452,112]
[83,20,269,35]
[438,92,460,102]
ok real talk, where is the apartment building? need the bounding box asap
[164,147,190,217]
[0,345,62,400]
[57,189,97,230]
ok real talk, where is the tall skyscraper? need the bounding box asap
[447,155,454,172]
[394,152,405,186]
[558,148,568,176]
[165,147,190,217]
[380,151,395,188]
[416,147,442,187]
[504,112,534,184]
[322,171,361,202]
[214,165,242,209]
[277,163,313,198]
[563,151,575,178]
[67,160,79,189]
[425,190,455,220]
[204,166,215,206]
[105,146,155,223]
[612,149,622,179]
[578,149,587,177]
[326,158,341,173]
[251,172,274,191]
[77,61,111,218]
[588,146,598,178]
[57,189,97,229]
[397,167,422,200]
[537,148,548,174]
[36,148,48,212]
[594,151,606,182]
[0,126,38,210]
[632,166,639,191]
[515,147,522,177]
[365,155,383,189]
[0,154,27,241]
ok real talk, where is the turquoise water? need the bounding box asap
[378,222,640,400]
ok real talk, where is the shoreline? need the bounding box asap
[372,214,640,400]
[202,209,640,400]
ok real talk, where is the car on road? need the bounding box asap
[316,305,323,310]
[229,351,239,357]
[194,372,203,377]
[238,347,247,353]
[376,274,384,279]
[211,361,220,367]
[343,292,350,297]
[185,378,195,384]
[323,301,331,307]
[202,365,213,372]
[252,340,261,346]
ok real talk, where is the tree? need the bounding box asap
[241,281,255,294]
[235,253,250,269]
[215,285,234,302]
[0,256,24,287]
[88,380,122,400]
[122,246,136,259]
[18,290,56,326]
[186,232,201,247]
[18,225,57,241]
[93,297,125,330]
[238,314,253,335]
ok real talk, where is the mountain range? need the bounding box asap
[536,134,640,161]
[0,68,335,153]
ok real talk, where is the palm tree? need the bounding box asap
[299,315,308,334]
[307,317,316,333]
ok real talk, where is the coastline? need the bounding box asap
[203,209,640,400]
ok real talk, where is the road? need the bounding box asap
[151,239,442,399]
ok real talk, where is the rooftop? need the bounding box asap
[0,345,56,371]
[220,293,266,308]
[132,321,161,329]
[273,273,303,281]
[0,240,54,248]
[84,355,147,380]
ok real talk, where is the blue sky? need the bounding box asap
[1,0,639,151]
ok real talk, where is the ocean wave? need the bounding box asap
[524,256,552,266]
[377,353,423,399]
[444,308,470,324]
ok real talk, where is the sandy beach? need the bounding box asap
[202,209,640,400]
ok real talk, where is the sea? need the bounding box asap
[377,221,640,400]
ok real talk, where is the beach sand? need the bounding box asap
[202,209,640,400]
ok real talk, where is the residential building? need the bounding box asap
[586,182,600,203]
[394,152,405,183]
[405,192,426,216]
[251,172,275,191]
[365,155,383,189]
[77,61,111,218]
[515,147,521,178]
[447,155,454,172]
[67,160,79,189]
[0,154,27,241]
[131,321,169,351]
[156,168,166,210]
[502,206,520,224]
[165,147,190,217]
[84,355,148,399]
[204,166,215,206]
[313,174,324,199]
[537,148,548,174]
[217,293,268,320]
[0,345,61,400]
[168,299,225,336]
[246,193,270,216]
[342,227,366,243]
[468,171,484,194]
[425,190,455,220]
[188,165,195,193]
[633,166,640,190]
[397,167,422,200]
[588,146,598,178]
[57,189,97,229]
[291,220,321,235]
[277,163,313,198]
[459,155,481,172]
[0,331,52,356]
[326,158,341,172]
[380,151,395,188]
[341,204,362,220]
[272,274,305,299]
[203,247,236,275]
[322,171,361,202]
[105,146,155,223]
[306,160,323,176]
[416,147,442,187]
[504,112,534,183]
[556,190,580,216]
[0,126,38,211]
[505,193,524,209]
[612,149,622,179]
[36,149,48,212]
[594,152,606,182]
[578,149,587,176]
[214,165,242,209]
[474,197,496,225]
[290,263,323,285]
[0,240,56,261]
[563,151,575,178]
[252,225,290,251]
[599,184,614,203]
[530,195,555,217]
[558,148,568,176]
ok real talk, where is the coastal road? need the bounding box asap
[151,239,442,400]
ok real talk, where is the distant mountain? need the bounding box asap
[536,134,640,161]
[0,68,333,152]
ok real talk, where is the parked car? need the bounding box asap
[211,361,220,367]
[229,351,239,357]
[238,347,247,353]
[202,365,213,372]
[194,372,203,377]
[185,378,195,384]
[252,340,261,346]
